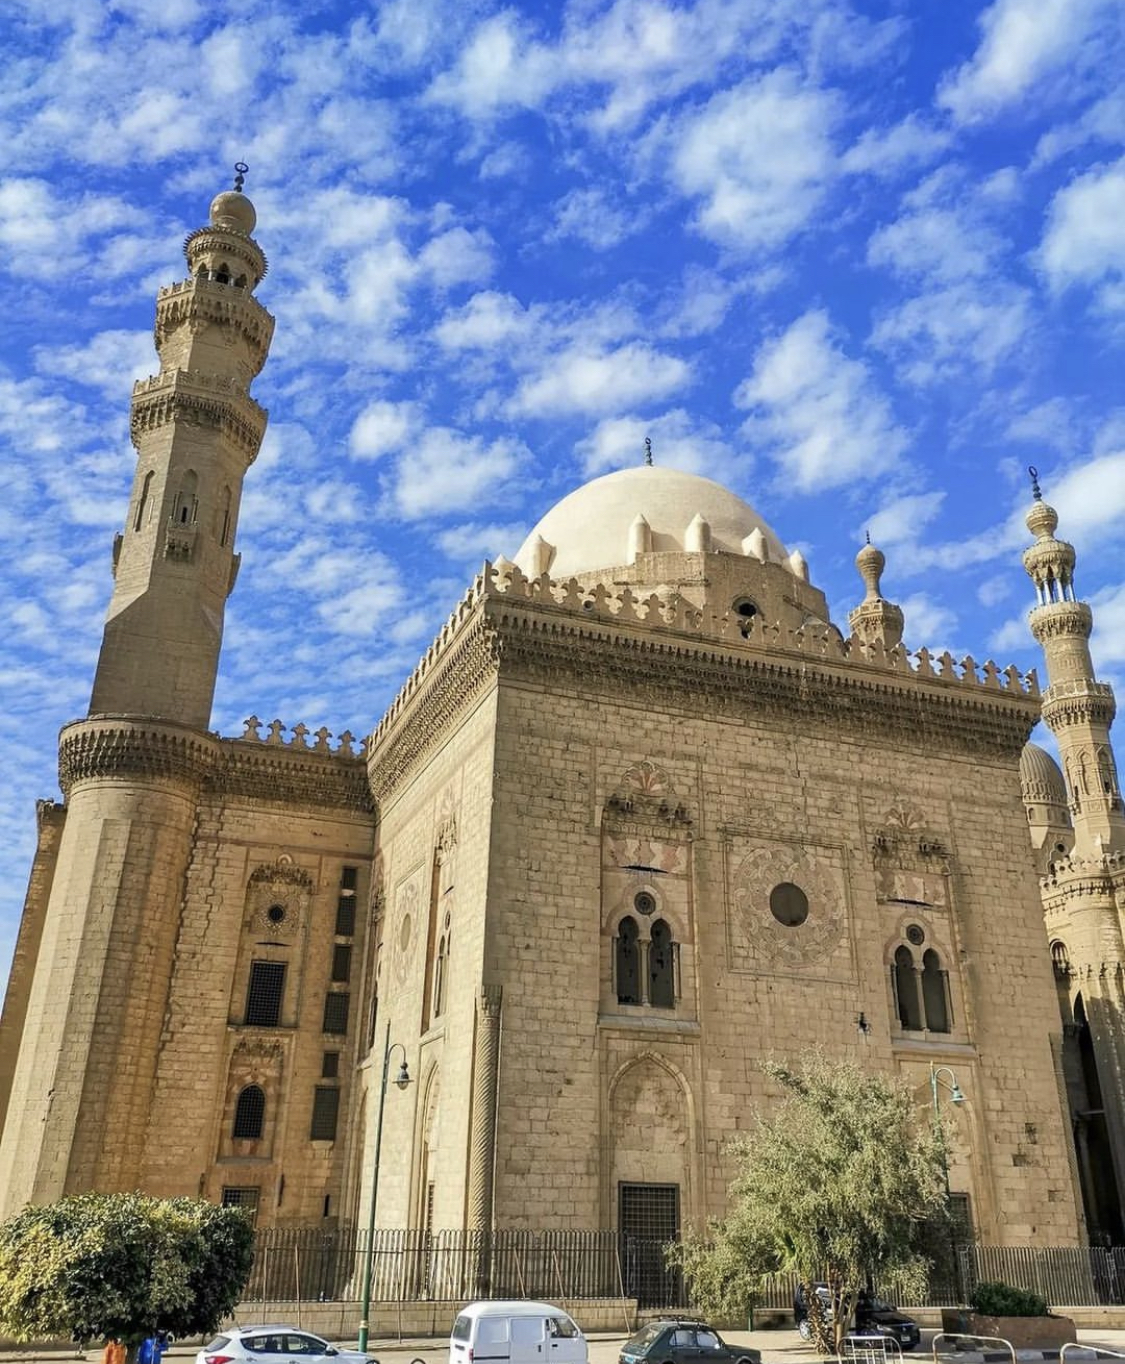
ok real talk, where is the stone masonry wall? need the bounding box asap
[484,672,1081,1242]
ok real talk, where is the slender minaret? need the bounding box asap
[0,173,273,1214]
[89,166,274,728]
[848,535,904,651]
[1023,468,1125,855]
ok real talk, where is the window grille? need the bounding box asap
[340,865,358,891]
[221,1186,260,1224]
[893,946,923,1030]
[323,991,350,1035]
[922,949,950,1032]
[649,919,675,1008]
[616,917,640,1004]
[232,1084,265,1139]
[335,896,356,937]
[331,943,352,982]
[322,1051,339,1079]
[310,1086,340,1141]
[245,961,286,1027]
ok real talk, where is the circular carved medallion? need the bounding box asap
[906,923,925,946]
[733,846,844,967]
[395,880,419,984]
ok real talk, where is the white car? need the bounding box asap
[197,1326,371,1364]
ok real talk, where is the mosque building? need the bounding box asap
[0,176,1122,1256]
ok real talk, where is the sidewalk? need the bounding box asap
[9,1327,1125,1364]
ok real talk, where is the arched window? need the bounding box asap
[232,1084,265,1140]
[218,485,232,546]
[1051,940,1071,979]
[649,918,675,1008]
[894,946,923,1030]
[434,918,449,1020]
[1074,994,1105,1109]
[616,917,640,1005]
[216,262,231,284]
[922,949,949,1033]
[134,471,153,531]
[172,469,198,526]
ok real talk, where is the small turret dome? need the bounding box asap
[1026,499,1059,540]
[1020,742,1069,808]
[512,465,787,580]
[209,190,257,235]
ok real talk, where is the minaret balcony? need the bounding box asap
[1042,678,1117,729]
[164,521,197,561]
[155,278,275,376]
[131,369,268,464]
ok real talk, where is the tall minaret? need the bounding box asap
[1023,467,1125,854]
[0,173,272,1215]
[89,166,274,728]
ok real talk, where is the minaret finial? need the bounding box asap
[644,436,653,467]
[1029,465,1042,501]
[865,529,871,545]
[233,161,249,192]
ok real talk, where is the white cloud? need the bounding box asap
[511,343,691,418]
[435,520,530,564]
[840,115,952,178]
[389,427,531,519]
[937,0,1118,124]
[426,13,557,117]
[864,491,946,546]
[668,70,839,252]
[1038,156,1125,310]
[900,592,958,650]
[548,189,639,251]
[35,330,154,397]
[418,226,495,289]
[1042,450,1125,548]
[0,178,146,277]
[978,574,1013,609]
[349,400,420,462]
[1090,580,1125,666]
[576,409,739,477]
[867,168,1033,381]
[734,310,908,492]
[434,291,538,352]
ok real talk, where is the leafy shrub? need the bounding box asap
[970,1281,1049,1318]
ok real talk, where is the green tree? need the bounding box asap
[0,1193,255,1357]
[673,1056,949,1353]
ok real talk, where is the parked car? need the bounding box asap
[793,1285,920,1350]
[618,1318,761,1364]
[197,1326,372,1364]
[449,1300,587,1364]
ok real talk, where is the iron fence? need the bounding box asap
[243,1229,1125,1310]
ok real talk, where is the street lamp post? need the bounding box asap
[930,1065,966,1302]
[357,1022,411,1355]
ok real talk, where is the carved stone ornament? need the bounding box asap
[871,799,950,878]
[604,761,692,828]
[731,843,846,969]
[394,875,421,984]
[246,859,313,936]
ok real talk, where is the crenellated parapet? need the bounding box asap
[155,278,275,379]
[130,369,268,462]
[368,559,1043,801]
[59,714,371,813]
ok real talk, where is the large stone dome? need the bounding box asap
[512,465,787,579]
[1020,742,1068,807]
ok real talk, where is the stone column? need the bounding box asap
[468,985,502,1293]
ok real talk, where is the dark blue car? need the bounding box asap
[619,1319,761,1364]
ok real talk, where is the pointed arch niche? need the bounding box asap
[600,760,695,1021]
[604,1052,696,1229]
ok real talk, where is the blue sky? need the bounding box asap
[2,0,1125,982]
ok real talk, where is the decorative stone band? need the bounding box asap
[182,226,268,281]
[1041,857,1125,914]
[1041,679,1117,730]
[155,279,276,376]
[1029,600,1094,640]
[59,717,220,795]
[60,716,372,812]
[368,561,1044,800]
[131,369,268,462]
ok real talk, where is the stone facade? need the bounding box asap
[0,180,1116,1254]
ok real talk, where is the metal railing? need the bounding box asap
[932,1336,1015,1364]
[243,1231,1125,1311]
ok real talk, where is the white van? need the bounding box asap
[449,1301,587,1364]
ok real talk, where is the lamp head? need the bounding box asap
[394,1059,411,1091]
[950,1081,966,1104]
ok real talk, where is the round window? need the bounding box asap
[634,891,657,916]
[906,923,925,946]
[267,904,286,925]
[733,597,759,619]
[769,882,809,927]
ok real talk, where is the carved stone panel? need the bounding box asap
[245,857,313,936]
[725,835,852,979]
